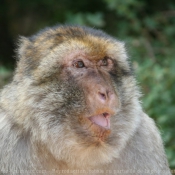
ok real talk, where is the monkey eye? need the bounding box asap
[73,61,85,68]
[101,57,108,66]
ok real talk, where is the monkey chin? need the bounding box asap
[79,112,112,143]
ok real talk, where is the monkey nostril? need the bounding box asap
[103,112,109,118]
[98,92,107,101]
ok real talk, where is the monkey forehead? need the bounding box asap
[49,36,127,64]
[29,26,126,59]
[58,26,127,61]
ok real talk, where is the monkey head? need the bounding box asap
[13,26,142,168]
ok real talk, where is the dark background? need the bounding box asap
[0,0,175,170]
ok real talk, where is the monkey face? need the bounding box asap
[60,50,120,143]
[15,26,141,167]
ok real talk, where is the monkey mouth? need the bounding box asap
[88,112,110,129]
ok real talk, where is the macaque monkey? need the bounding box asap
[0,25,171,175]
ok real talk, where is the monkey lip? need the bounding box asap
[88,113,110,129]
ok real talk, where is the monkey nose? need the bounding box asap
[87,87,118,115]
[96,89,118,112]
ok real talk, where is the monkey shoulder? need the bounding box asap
[112,113,171,175]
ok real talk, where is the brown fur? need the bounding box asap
[0,25,171,175]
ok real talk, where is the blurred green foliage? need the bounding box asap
[0,0,175,169]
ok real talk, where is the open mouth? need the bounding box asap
[88,112,110,129]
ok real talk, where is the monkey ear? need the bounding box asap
[120,42,126,50]
[113,41,128,61]
[121,42,128,59]
[14,36,34,80]
[17,36,31,60]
